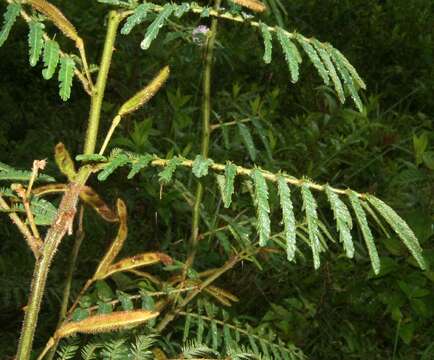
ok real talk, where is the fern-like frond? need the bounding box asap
[259,22,272,64]
[28,20,45,67]
[42,39,60,80]
[121,3,153,35]
[58,55,75,101]
[0,162,55,182]
[140,3,173,50]
[93,151,426,273]
[192,155,214,178]
[276,27,301,83]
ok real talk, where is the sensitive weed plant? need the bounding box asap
[0,0,427,358]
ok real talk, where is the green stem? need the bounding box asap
[83,11,122,155]
[16,12,122,359]
[186,0,221,269]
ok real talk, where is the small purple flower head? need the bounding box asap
[192,25,209,45]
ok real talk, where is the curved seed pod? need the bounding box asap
[33,183,68,196]
[55,143,77,180]
[56,310,159,338]
[27,0,79,42]
[233,0,266,13]
[94,199,128,279]
[99,252,173,279]
[79,185,118,222]
[118,66,170,117]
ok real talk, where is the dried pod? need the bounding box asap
[100,252,173,280]
[118,66,170,117]
[93,198,128,278]
[56,310,159,338]
[55,143,77,180]
[27,0,79,41]
[233,0,266,12]
[79,186,118,222]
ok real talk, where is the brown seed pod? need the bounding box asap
[98,252,173,279]
[27,0,79,41]
[233,0,266,12]
[118,66,170,117]
[79,186,118,223]
[56,310,159,338]
[54,143,77,180]
[93,198,128,279]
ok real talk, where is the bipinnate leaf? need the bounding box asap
[276,27,301,83]
[325,186,354,258]
[94,199,128,279]
[192,155,213,178]
[0,2,21,48]
[301,185,321,269]
[79,186,118,223]
[55,143,77,180]
[42,39,60,80]
[118,66,170,117]
[58,56,75,101]
[259,22,272,64]
[140,4,173,50]
[366,194,426,270]
[251,169,270,247]
[27,0,79,42]
[28,21,44,66]
[100,252,173,279]
[121,3,153,35]
[56,310,159,338]
[348,191,380,274]
[277,176,296,261]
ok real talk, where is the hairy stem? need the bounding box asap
[83,11,121,155]
[16,11,122,359]
[186,0,221,270]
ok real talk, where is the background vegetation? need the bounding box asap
[0,0,433,358]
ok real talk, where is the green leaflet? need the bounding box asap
[348,191,380,275]
[259,22,272,64]
[28,21,44,67]
[76,154,107,162]
[127,154,153,179]
[158,156,183,183]
[183,313,192,342]
[121,3,153,35]
[237,122,257,161]
[251,169,270,247]
[276,27,301,83]
[42,39,60,80]
[277,176,296,261]
[0,164,55,182]
[329,45,363,112]
[0,2,21,47]
[97,153,129,181]
[325,186,354,258]
[296,35,330,86]
[223,162,237,208]
[366,194,426,270]
[312,39,345,104]
[192,155,214,178]
[58,56,75,101]
[301,185,321,269]
[332,47,366,90]
[174,2,190,17]
[140,4,173,50]
[30,197,57,225]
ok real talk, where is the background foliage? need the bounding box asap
[0,0,433,358]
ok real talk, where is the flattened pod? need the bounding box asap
[93,199,128,279]
[118,66,170,117]
[100,252,173,279]
[57,310,159,337]
[54,143,77,180]
[27,0,79,42]
[79,186,118,222]
[233,0,266,12]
